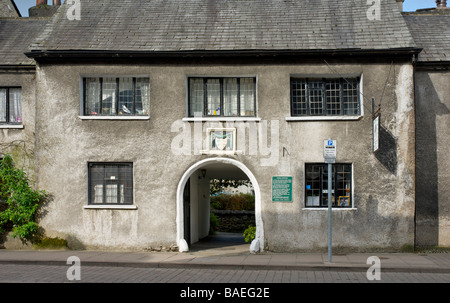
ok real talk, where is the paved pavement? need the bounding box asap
[1,245,450,273]
[1,233,450,285]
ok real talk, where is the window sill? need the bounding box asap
[84,205,137,210]
[78,116,149,121]
[182,117,261,122]
[286,116,363,122]
[0,124,24,129]
[302,207,357,211]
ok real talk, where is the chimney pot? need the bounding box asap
[53,0,61,5]
[436,0,447,8]
[36,0,47,5]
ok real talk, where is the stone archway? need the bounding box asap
[176,157,263,253]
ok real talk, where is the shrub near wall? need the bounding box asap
[210,193,255,233]
[0,154,47,242]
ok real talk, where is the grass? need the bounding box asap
[414,246,450,254]
[33,237,68,250]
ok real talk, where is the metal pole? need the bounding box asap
[328,162,332,263]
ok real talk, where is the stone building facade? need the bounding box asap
[0,0,448,252]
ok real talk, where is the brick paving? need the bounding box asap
[1,263,450,283]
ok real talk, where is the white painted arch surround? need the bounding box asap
[176,157,264,253]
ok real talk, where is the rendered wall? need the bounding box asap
[34,60,415,252]
[415,70,450,247]
[0,71,36,180]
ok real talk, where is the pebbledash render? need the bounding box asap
[3,0,448,252]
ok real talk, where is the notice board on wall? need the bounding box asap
[272,176,293,202]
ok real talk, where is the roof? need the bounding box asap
[29,0,417,55]
[404,14,450,62]
[0,0,20,18]
[0,18,49,65]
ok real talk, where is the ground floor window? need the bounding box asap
[0,87,22,124]
[88,163,133,205]
[305,163,352,208]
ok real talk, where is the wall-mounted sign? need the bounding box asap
[373,114,380,153]
[272,176,293,202]
[323,140,336,164]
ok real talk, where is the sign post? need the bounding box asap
[323,139,336,263]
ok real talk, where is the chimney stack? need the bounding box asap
[436,0,447,8]
[30,0,61,17]
[396,0,405,11]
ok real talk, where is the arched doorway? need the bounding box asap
[176,158,263,253]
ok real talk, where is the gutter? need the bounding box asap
[25,48,423,63]
[414,61,450,71]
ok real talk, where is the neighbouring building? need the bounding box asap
[0,0,448,253]
[0,0,20,18]
[404,4,450,247]
[0,0,50,181]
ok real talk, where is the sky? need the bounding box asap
[14,0,440,17]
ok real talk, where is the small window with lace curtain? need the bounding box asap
[188,77,256,117]
[0,87,22,124]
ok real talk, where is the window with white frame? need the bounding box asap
[305,163,352,208]
[88,163,133,205]
[188,77,256,117]
[291,78,360,117]
[0,87,22,124]
[83,77,149,116]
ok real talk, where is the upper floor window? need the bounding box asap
[0,87,22,124]
[83,77,149,117]
[290,78,361,117]
[188,77,256,118]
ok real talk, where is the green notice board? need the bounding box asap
[272,176,293,202]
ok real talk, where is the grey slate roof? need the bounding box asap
[404,14,450,62]
[0,18,49,65]
[30,0,417,53]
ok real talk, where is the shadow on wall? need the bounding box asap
[264,194,414,253]
[374,126,398,175]
[415,72,450,247]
